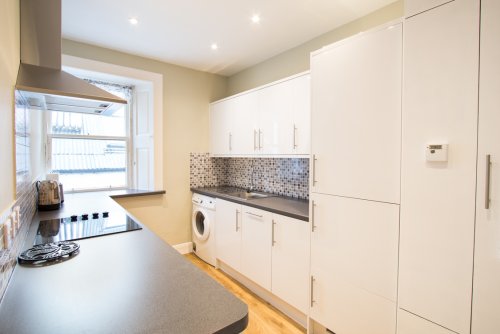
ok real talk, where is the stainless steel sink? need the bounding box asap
[226,191,274,200]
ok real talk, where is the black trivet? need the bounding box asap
[18,241,80,266]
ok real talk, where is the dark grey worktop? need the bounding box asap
[0,192,248,334]
[191,187,309,221]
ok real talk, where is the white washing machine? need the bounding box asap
[191,193,216,266]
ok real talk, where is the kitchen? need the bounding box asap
[0,0,499,333]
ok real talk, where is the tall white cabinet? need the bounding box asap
[310,21,401,204]
[310,21,402,334]
[471,0,500,333]
[398,1,480,333]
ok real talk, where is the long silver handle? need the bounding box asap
[245,211,263,218]
[486,155,491,209]
[293,124,298,149]
[229,133,232,151]
[312,154,318,186]
[258,129,263,150]
[235,209,239,232]
[310,276,316,308]
[311,200,316,232]
[271,220,276,246]
[254,130,257,151]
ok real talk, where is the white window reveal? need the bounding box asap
[46,80,133,192]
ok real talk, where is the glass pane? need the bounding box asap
[51,138,127,191]
[50,108,126,137]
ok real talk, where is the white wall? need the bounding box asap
[0,0,19,213]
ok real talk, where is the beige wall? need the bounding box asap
[62,40,227,245]
[227,1,403,95]
[0,0,19,213]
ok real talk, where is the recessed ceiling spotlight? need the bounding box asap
[129,17,139,25]
[251,14,261,24]
[211,43,218,51]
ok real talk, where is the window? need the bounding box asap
[46,80,133,192]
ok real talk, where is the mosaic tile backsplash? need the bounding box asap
[0,94,38,302]
[190,153,309,199]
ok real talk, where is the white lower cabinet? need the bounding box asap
[240,207,272,290]
[215,199,310,314]
[310,193,399,334]
[215,199,242,271]
[397,309,455,334]
[271,214,310,314]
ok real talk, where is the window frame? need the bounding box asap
[45,96,133,193]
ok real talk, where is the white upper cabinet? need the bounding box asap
[210,99,234,156]
[231,92,260,155]
[399,1,479,333]
[405,0,454,18]
[472,0,500,333]
[291,74,310,155]
[209,73,310,156]
[310,22,402,203]
[259,78,294,155]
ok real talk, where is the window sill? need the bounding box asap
[108,189,166,199]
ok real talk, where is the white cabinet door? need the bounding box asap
[259,79,294,155]
[472,1,500,333]
[397,309,456,334]
[240,206,272,290]
[405,0,454,18]
[291,74,310,155]
[310,193,399,334]
[310,23,402,204]
[215,199,242,271]
[271,214,310,314]
[231,92,260,155]
[209,100,233,156]
[399,1,479,333]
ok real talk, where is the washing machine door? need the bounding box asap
[192,208,210,241]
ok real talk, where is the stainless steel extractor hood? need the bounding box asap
[15,0,127,115]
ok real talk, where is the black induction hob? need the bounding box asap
[34,211,142,245]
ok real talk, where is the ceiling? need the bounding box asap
[62,0,397,77]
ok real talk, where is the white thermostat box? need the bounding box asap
[426,144,448,162]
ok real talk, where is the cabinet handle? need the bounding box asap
[245,211,263,218]
[235,209,239,232]
[312,154,318,186]
[310,276,316,308]
[311,200,316,232]
[486,155,492,209]
[293,124,298,149]
[254,130,258,151]
[259,129,263,150]
[229,133,232,151]
[271,220,276,246]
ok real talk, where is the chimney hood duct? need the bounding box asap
[15,0,127,115]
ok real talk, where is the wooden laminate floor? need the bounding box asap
[185,253,306,334]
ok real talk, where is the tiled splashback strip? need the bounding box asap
[190,153,309,199]
[0,95,38,302]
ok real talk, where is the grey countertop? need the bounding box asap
[0,192,248,334]
[191,187,309,221]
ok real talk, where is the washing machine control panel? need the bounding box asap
[192,194,216,210]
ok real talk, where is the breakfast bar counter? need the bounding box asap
[0,192,248,334]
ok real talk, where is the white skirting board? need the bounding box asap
[173,242,193,254]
